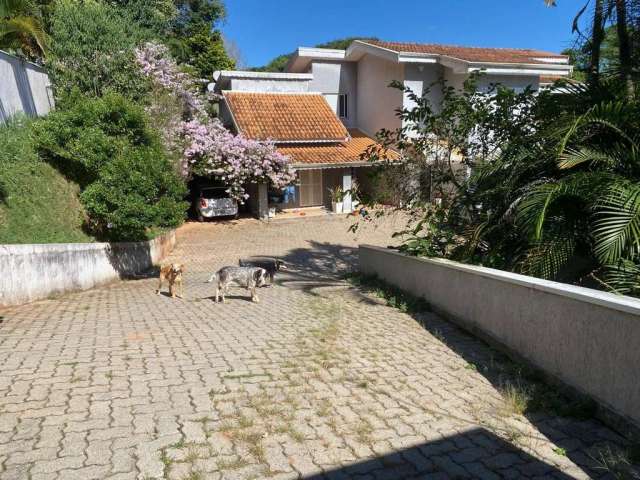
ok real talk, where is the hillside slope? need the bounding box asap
[0,118,92,244]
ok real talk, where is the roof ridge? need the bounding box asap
[364,39,566,57]
[223,90,326,96]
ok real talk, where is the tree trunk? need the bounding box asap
[615,0,635,99]
[589,0,606,87]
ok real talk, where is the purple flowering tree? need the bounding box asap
[135,42,296,201]
[181,120,296,201]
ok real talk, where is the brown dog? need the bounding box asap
[156,263,185,298]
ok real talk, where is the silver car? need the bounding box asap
[196,187,239,221]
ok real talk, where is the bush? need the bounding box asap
[48,0,152,104]
[33,93,187,241]
[0,117,92,244]
[34,92,159,186]
[81,146,186,241]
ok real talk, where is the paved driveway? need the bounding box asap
[0,215,636,480]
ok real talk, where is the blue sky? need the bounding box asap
[221,0,585,68]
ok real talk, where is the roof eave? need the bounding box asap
[286,47,347,73]
[345,41,573,74]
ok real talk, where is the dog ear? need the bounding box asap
[179,264,185,272]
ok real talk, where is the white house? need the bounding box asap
[214,39,572,215]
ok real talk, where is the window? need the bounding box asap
[338,94,348,118]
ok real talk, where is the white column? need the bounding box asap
[257,183,269,220]
[342,169,352,213]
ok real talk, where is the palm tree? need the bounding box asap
[0,0,48,58]
[514,83,640,294]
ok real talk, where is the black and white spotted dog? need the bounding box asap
[238,258,287,286]
[207,266,267,303]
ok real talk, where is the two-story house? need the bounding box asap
[214,40,572,216]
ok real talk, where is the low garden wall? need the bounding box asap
[359,244,640,432]
[0,231,176,307]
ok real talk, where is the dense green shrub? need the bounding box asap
[0,117,92,244]
[81,146,186,241]
[48,0,152,104]
[34,92,158,186]
[33,93,187,241]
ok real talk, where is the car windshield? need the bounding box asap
[201,188,228,199]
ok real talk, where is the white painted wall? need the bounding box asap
[476,74,540,93]
[0,231,176,307]
[0,50,53,121]
[356,54,403,137]
[443,68,540,94]
[309,61,358,127]
[228,77,310,93]
[403,63,446,134]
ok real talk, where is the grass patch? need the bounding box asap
[345,272,431,314]
[0,117,92,244]
[500,381,531,416]
[183,471,204,480]
[590,445,640,480]
[353,419,373,444]
[217,457,249,470]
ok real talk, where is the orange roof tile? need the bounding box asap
[277,129,399,166]
[539,75,567,84]
[223,91,349,142]
[363,40,568,65]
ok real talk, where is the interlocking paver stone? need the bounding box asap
[1,215,639,479]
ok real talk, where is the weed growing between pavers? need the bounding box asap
[344,272,431,314]
[589,445,640,480]
[156,284,638,480]
[347,272,599,421]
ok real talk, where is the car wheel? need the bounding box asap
[197,212,204,222]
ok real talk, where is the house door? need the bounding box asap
[299,169,323,207]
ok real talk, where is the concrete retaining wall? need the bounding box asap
[359,245,640,430]
[0,231,176,307]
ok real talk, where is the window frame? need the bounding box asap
[338,94,348,119]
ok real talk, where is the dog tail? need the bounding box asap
[206,271,218,284]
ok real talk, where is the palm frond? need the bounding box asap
[0,15,48,55]
[516,173,599,240]
[601,259,640,295]
[519,235,577,280]
[579,101,637,145]
[558,147,618,169]
[592,182,640,263]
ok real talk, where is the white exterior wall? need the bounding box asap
[309,61,358,127]
[356,54,403,137]
[476,74,541,93]
[403,63,445,128]
[228,77,310,93]
[443,68,540,94]
[0,50,53,121]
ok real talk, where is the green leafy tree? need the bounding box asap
[167,0,234,78]
[181,29,234,78]
[47,0,152,104]
[109,0,176,35]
